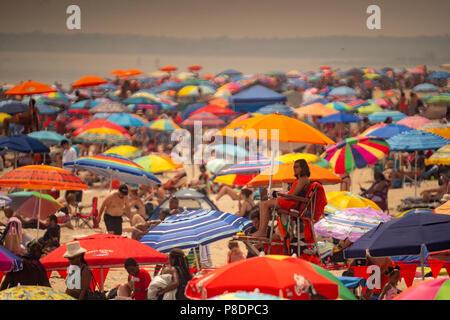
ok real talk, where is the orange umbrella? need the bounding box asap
[296,103,339,117]
[188,64,202,71]
[202,74,215,80]
[320,65,332,70]
[109,69,124,75]
[217,113,334,144]
[0,165,88,191]
[118,69,143,78]
[208,98,229,108]
[247,162,341,187]
[72,75,108,88]
[5,80,57,96]
[160,65,177,72]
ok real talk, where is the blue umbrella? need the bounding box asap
[180,103,207,120]
[0,134,50,153]
[256,104,294,117]
[302,98,329,106]
[0,100,28,115]
[92,113,111,119]
[0,246,23,272]
[36,103,58,116]
[317,113,361,124]
[98,83,119,90]
[70,99,101,109]
[107,113,147,127]
[122,97,154,105]
[387,130,449,151]
[427,71,450,80]
[344,212,450,259]
[209,144,249,159]
[362,123,414,139]
[287,79,311,89]
[368,111,407,122]
[140,209,253,253]
[329,86,358,96]
[413,83,439,92]
[27,131,70,145]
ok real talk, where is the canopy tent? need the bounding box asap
[230,85,287,113]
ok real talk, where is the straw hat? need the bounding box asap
[63,241,87,258]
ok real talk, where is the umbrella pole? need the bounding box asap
[267,148,276,199]
[101,266,104,292]
[414,151,418,198]
[420,245,425,281]
[195,246,201,272]
[36,189,42,239]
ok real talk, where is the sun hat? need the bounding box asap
[63,241,87,259]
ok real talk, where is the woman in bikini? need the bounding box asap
[251,159,311,238]
[237,189,256,219]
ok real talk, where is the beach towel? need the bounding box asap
[147,274,177,300]
[300,181,327,248]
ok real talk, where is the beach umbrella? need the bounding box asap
[0,245,22,272]
[433,201,450,215]
[387,130,449,151]
[72,119,128,136]
[419,123,450,139]
[0,192,12,207]
[36,103,58,116]
[361,123,414,139]
[109,69,124,76]
[210,292,286,300]
[213,174,257,186]
[373,98,393,108]
[117,69,143,78]
[64,154,161,186]
[107,113,147,127]
[74,127,131,145]
[217,113,334,144]
[27,131,69,145]
[256,104,294,117]
[70,100,101,110]
[90,101,130,114]
[425,144,450,165]
[0,286,75,300]
[9,191,62,220]
[276,153,331,169]
[0,113,11,125]
[206,158,229,174]
[190,105,237,118]
[322,136,390,174]
[188,64,202,72]
[215,155,281,176]
[328,86,358,96]
[160,65,177,72]
[103,145,142,159]
[178,85,216,97]
[141,209,252,252]
[133,154,182,173]
[180,103,207,120]
[148,118,180,132]
[287,79,311,89]
[42,91,69,101]
[317,113,361,124]
[229,113,263,125]
[0,134,50,154]
[356,104,383,114]
[413,83,439,92]
[314,207,392,242]
[208,144,249,159]
[122,96,154,105]
[296,103,338,117]
[395,208,433,219]
[0,100,28,115]
[185,255,340,300]
[5,80,57,96]
[427,95,450,105]
[394,278,450,300]
[397,115,433,129]
[325,102,352,112]
[72,75,108,88]
[368,111,407,123]
[247,162,342,186]
[324,191,381,215]
[66,119,89,130]
[181,112,226,127]
[98,83,119,91]
[428,71,450,80]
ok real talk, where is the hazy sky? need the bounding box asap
[0,0,449,38]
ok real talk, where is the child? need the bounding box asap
[227,240,245,263]
[38,214,60,253]
[379,265,401,300]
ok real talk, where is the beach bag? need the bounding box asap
[82,265,107,300]
[1,218,23,255]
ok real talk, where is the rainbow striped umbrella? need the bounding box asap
[103,145,143,159]
[324,191,381,215]
[394,278,450,300]
[322,136,390,174]
[178,85,216,97]
[74,127,131,145]
[148,118,180,131]
[425,144,450,165]
[215,155,280,176]
[326,102,352,112]
[64,154,161,186]
[134,154,182,173]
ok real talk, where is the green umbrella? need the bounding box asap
[309,263,357,300]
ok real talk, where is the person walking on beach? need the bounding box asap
[97,184,131,235]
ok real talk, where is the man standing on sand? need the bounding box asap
[96,184,131,235]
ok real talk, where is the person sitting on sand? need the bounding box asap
[156,249,192,300]
[128,188,146,220]
[215,185,242,202]
[360,171,390,212]
[227,240,245,263]
[38,214,60,253]
[55,193,76,229]
[116,258,152,300]
[251,159,311,239]
[97,184,131,235]
[168,197,183,215]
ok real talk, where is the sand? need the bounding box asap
[4,165,436,296]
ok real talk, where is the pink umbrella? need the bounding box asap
[376,98,393,108]
[394,277,450,300]
[397,115,433,129]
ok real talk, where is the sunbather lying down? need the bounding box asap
[420,174,449,203]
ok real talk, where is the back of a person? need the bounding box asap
[7,256,48,288]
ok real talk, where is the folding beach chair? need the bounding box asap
[74,197,98,229]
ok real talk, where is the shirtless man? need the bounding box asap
[97,184,131,235]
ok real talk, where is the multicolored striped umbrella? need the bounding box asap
[361,123,414,139]
[64,154,161,186]
[322,136,390,174]
[72,119,129,136]
[0,246,22,272]
[103,145,143,159]
[140,209,253,253]
[210,292,286,300]
[178,85,216,97]
[148,118,181,131]
[74,127,131,145]
[325,191,381,215]
[181,112,226,127]
[395,208,433,219]
[0,286,75,300]
[420,123,450,139]
[90,101,130,114]
[133,154,182,173]
[9,191,62,219]
[326,102,352,112]
[425,144,450,165]
[394,277,450,300]
[215,155,280,176]
[314,207,392,242]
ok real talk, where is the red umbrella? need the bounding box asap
[186,255,339,300]
[118,69,143,78]
[72,119,128,136]
[109,69,124,76]
[40,234,168,290]
[190,105,237,118]
[160,65,177,72]
[181,112,226,127]
[5,80,57,96]
[72,75,108,88]
[188,64,202,72]
[66,119,89,130]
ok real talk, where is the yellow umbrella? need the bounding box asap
[295,103,339,117]
[420,125,450,139]
[277,153,331,169]
[0,112,12,125]
[325,191,381,214]
[0,285,75,300]
[134,154,182,173]
[103,145,142,158]
[425,144,450,165]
